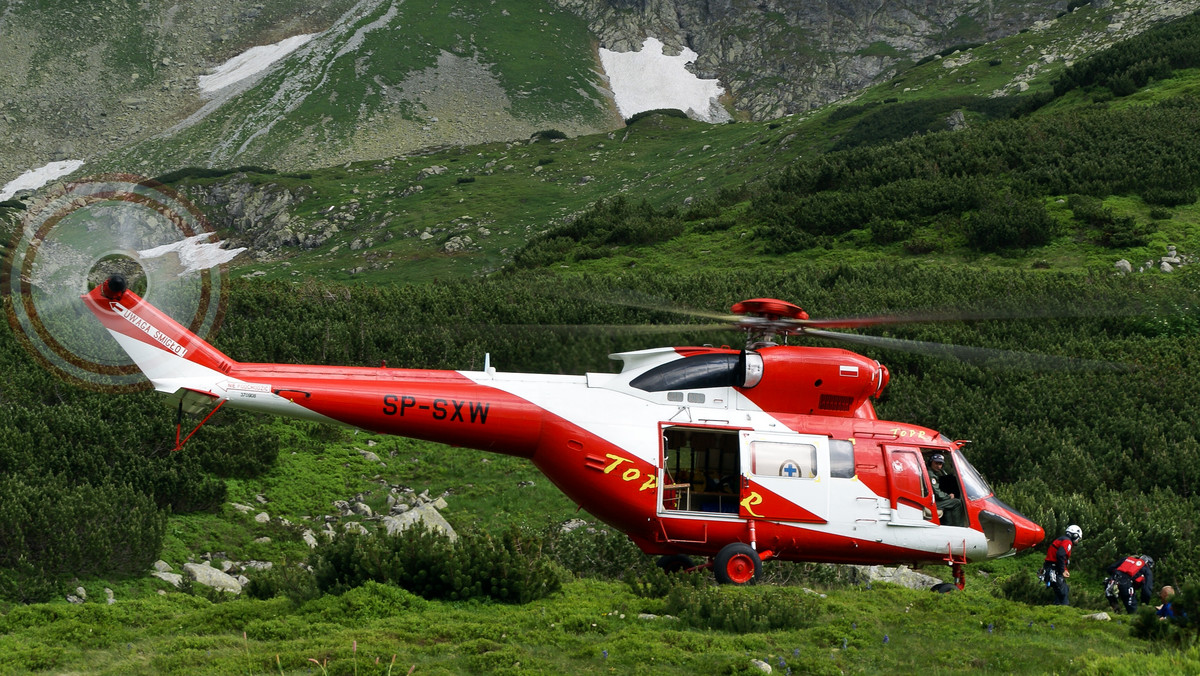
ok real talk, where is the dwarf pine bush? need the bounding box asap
[310,525,561,603]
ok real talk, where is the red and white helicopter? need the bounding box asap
[82,275,1044,588]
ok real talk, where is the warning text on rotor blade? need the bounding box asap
[381,394,490,424]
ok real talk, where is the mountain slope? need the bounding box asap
[104,0,621,175]
[6,0,1200,189]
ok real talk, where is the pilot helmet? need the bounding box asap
[930,453,945,464]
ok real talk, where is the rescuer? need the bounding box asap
[1104,554,1155,614]
[1040,525,1082,605]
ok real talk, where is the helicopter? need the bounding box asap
[81,274,1044,588]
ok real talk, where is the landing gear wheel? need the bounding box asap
[714,543,761,585]
[656,554,694,573]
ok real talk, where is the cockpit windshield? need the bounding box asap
[954,451,992,501]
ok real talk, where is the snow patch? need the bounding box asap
[198,33,316,94]
[139,233,246,275]
[1,160,85,201]
[599,38,729,123]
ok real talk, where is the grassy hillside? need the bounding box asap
[1,576,1183,675]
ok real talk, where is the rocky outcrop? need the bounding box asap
[188,178,307,257]
[1116,244,1195,274]
[552,0,1070,119]
[148,480,459,594]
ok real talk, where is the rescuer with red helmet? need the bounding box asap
[1040,525,1081,605]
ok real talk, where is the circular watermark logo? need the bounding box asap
[2,173,243,391]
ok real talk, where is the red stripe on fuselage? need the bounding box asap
[233,365,544,457]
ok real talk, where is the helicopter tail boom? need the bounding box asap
[80,275,238,395]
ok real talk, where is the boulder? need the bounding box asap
[182,562,242,594]
[152,571,184,588]
[381,502,458,541]
[846,564,943,590]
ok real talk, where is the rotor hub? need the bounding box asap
[731,298,809,348]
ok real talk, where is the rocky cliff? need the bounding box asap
[554,0,1069,118]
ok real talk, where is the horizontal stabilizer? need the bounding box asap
[167,387,221,415]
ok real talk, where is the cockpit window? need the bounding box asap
[955,452,993,501]
[630,353,741,392]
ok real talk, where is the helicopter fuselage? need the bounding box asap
[82,279,1044,583]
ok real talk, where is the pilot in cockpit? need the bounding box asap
[928,453,963,526]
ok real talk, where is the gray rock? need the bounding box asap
[381,503,458,542]
[182,563,242,594]
[342,521,369,535]
[302,530,319,548]
[152,571,184,588]
[1114,259,1132,274]
[846,564,943,590]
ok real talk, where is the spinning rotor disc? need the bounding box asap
[2,173,245,391]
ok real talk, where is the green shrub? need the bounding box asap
[531,129,568,140]
[997,570,1053,606]
[547,523,651,580]
[311,525,562,603]
[244,559,320,604]
[1143,187,1197,207]
[665,581,820,632]
[1069,194,1112,226]
[683,198,722,221]
[963,193,1057,251]
[187,412,280,479]
[1098,215,1155,248]
[625,108,688,125]
[868,217,914,244]
[0,558,62,604]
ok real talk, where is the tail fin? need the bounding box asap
[80,275,236,393]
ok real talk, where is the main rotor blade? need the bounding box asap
[802,328,1132,372]
[493,322,731,336]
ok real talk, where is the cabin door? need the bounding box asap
[882,445,936,526]
[738,431,829,523]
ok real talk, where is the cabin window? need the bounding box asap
[829,439,855,478]
[667,392,683,402]
[687,393,705,404]
[750,440,817,479]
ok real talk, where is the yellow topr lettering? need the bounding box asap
[603,454,631,474]
[741,492,764,518]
